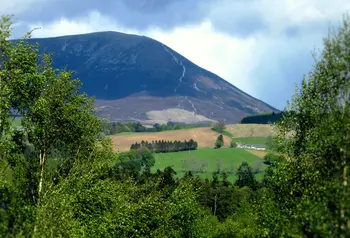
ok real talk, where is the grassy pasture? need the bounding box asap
[152,148,266,182]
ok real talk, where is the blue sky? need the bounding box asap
[2,0,349,109]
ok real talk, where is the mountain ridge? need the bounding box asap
[24,31,277,124]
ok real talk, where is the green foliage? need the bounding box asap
[262,14,350,237]
[131,139,198,153]
[234,162,258,190]
[102,121,210,135]
[0,15,102,236]
[230,140,237,148]
[34,158,218,237]
[2,13,350,238]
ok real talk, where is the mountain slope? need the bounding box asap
[27,31,276,124]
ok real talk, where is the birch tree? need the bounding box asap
[267,14,350,237]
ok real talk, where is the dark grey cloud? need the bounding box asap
[284,20,331,38]
[248,54,313,110]
[8,0,268,38]
[208,0,267,37]
[13,0,212,30]
[250,34,326,110]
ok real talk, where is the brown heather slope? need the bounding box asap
[111,127,231,152]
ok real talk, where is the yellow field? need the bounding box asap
[226,124,276,138]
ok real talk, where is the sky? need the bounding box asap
[2,0,350,109]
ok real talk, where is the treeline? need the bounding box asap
[130,139,198,153]
[102,121,210,135]
[240,111,284,124]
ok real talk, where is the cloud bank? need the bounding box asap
[2,0,350,109]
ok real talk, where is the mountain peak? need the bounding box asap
[27,31,276,124]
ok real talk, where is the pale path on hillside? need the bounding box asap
[193,83,207,94]
[161,44,186,93]
[188,99,197,113]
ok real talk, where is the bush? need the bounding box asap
[230,141,237,148]
[213,120,226,133]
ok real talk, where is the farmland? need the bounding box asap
[225,123,276,137]
[152,148,266,182]
[111,124,275,152]
[111,127,232,152]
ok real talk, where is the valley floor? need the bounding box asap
[151,148,266,182]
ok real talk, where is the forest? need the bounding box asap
[0,14,349,237]
[240,112,284,124]
[130,139,198,153]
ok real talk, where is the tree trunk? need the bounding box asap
[213,194,217,216]
[33,150,46,237]
[341,93,349,234]
[38,150,46,198]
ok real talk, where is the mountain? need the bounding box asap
[27,31,277,124]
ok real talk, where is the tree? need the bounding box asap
[136,146,155,169]
[230,140,237,148]
[215,135,224,149]
[265,136,274,150]
[263,14,350,237]
[153,123,161,132]
[0,15,101,235]
[213,120,226,133]
[234,162,257,190]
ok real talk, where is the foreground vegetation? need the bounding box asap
[0,13,349,237]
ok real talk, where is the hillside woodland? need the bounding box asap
[240,112,284,124]
[0,14,349,237]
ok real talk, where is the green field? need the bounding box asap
[211,128,269,146]
[231,137,268,146]
[152,148,266,182]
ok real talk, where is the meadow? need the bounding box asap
[152,148,266,182]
